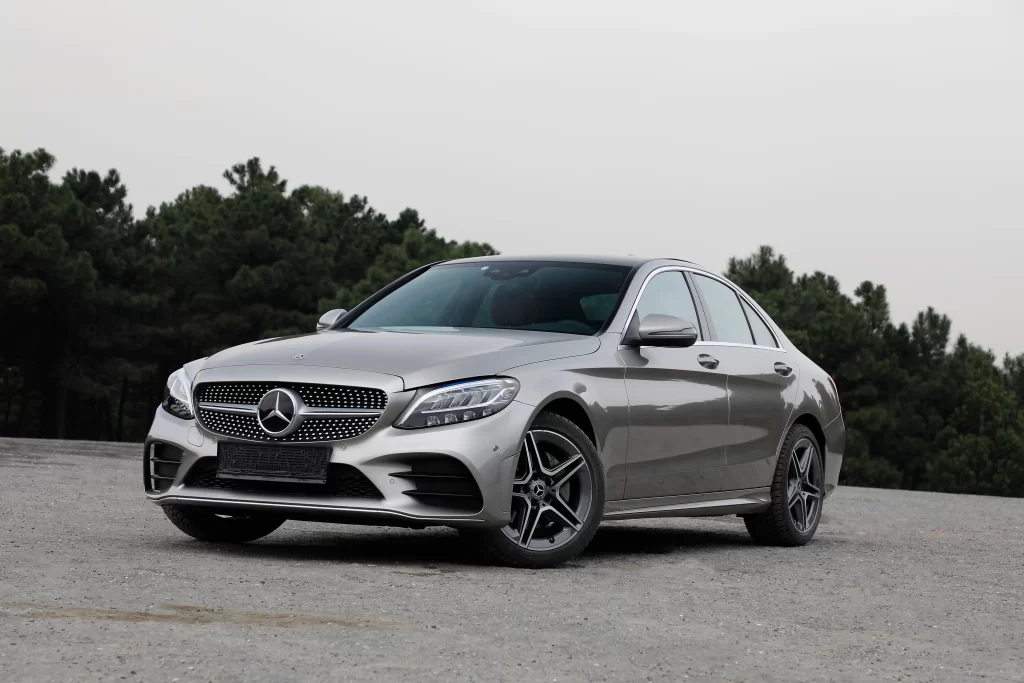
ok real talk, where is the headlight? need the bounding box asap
[162,367,195,420]
[395,378,520,429]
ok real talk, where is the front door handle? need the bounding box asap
[698,354,720,370]
[774,362,793,377]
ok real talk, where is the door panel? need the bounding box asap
[620,346,729,497]
[620,270,729,498]
[711,345,799,490]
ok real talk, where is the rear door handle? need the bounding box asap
[698,354,720,370]
[774,362,793,377]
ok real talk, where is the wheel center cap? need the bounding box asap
[528,479,548,501]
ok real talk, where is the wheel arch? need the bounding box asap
[789,412,827,467]
[535,394,598,451]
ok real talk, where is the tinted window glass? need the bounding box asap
[693,275,753,344]
[635,271,702,338]
[349,262,631,336]
[742,299,776,347]
[580,293,619,322]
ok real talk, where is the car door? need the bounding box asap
[690,273,799,491]
[619,270,730,498]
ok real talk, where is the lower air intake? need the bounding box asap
[184,459,383,499]
[390,455,483,513]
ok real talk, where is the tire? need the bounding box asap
[743,424,824,546]
[162,504,286,543]
[463,411,605,568]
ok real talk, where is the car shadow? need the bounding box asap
[161,519,758,568]
[246,526,483,566]
[585,522,754,558]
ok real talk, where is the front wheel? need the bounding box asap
[464,411,605,568]
[162,505,286,543]
[743,424,824,546]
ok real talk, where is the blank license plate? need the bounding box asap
[217,443,330,483]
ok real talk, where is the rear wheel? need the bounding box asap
[465,411,605,568]
[162,505,286,543]
[743,424,824,546]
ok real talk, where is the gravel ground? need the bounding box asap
[1,437,1022,682]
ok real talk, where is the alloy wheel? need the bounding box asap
[501,429,594,552]
[787,437,823,533]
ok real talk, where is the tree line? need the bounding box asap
[0,148,493,444]
[2,147,1022,496]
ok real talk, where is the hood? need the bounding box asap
[202,328,601,390]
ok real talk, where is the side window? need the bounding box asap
[635,271,702,338]
[741,299,777,348]
[692,275,753,344]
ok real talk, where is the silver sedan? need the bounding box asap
[146,256,844,567]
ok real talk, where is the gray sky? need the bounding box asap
[3,0,1022,357]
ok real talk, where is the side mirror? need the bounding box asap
[628,313,698,348]
[316,308,347,333]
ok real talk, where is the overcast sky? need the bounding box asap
[3,0,1022,357]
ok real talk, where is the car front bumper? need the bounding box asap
[144,398,532,529]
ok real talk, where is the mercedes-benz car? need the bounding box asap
[145,255,844,567]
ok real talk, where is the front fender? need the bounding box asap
[500,339,629,500]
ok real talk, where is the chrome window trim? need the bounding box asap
[688,270,782,349]
[619,264,785,352]
[618,266,700,342]
[693,341,784,352]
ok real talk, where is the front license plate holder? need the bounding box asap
[217,442,331,484]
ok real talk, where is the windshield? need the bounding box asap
[348,262,633,335]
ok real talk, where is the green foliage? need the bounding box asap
[927,380,1024,496]
[0,148,159,438]
[0,149,491,440]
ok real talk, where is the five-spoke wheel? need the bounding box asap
[787,436,823,533]
[464,411,605,567]
[501,429,594,551]
[744,424,825,546]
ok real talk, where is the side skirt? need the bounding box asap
[603,487,771,520]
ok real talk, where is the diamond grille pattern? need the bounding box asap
[197,410,379,442]
[194,381,386,442]
[195,382,387,410]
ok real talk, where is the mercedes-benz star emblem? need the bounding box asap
[256,388,302,436]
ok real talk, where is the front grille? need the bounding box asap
[184,458,383,499]
[198,410,380,442]
[390,455,483,513]
[195,382,387,410]
[193,381,387,443]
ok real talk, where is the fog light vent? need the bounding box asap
[389,455,483,513]
[146,442,183,493]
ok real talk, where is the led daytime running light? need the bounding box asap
[396,378,519,429]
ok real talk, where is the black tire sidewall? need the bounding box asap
[163,504,286,543]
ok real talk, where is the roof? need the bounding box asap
[442,254,695,269]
